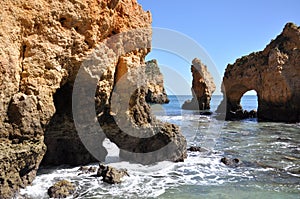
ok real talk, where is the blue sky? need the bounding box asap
[137,0,300,95]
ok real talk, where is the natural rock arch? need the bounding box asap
[221,23,300,122]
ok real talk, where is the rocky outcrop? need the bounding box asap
[182,58,216,110]
[0,0,187,197]
[145,59,169,104]
[220,157,241,167]
[47,180,75,198]
[221,23,300,122]
[96,54,187,164]
[96,164,129,184]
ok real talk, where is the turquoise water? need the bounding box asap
[20,95,300,198]
[156,95,300,199]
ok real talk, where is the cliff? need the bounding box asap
[182,58,216,110]
[221,22,300,122]
[0,0,186,197]
[145,59,169,104]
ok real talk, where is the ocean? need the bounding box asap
[20,95,300,198]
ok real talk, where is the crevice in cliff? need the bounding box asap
[59,17,67,27]
[19,165,34,178]
[107,58,121,115]
[21,44,26,61]
[18,42,27,92]
[108,0,119,9]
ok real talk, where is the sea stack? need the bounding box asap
[182,58,216,110]
[145,59,169,104]
[0,0,186,197]
[221,22,300,122]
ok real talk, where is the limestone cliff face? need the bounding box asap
[182,58,216,110]
[222,23,300,122]
[0,0,186,197]
[145,59,169,104]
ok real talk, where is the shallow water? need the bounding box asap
[20,95,300,198]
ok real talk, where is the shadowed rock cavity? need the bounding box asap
[42,83,104,166]
[219,23,300,122]
[182,58,216,110]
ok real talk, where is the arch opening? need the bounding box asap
[240,90,258,112]
[225,88,258,120]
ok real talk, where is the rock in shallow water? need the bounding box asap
[78,166,97,175]
[187,146,208,152]
[47,180,75,198]
[221,157,241,167]
[182,58,216,110]
[96,164,129,184]
[227,109,257,120]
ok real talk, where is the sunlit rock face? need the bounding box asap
[222,23,300,122]
[182,58,216,110]
[0,0,186,197]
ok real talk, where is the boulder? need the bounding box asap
[182,58,216,110]
[187,146,208,152]
[78,166,97,175]
[96,164,129,184]
[220,22,300,122]
[145,59,169,104]
[220,157,240,167]
[47,180,75,198]
[0,0,187,197]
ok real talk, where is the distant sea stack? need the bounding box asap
[182,58,216,110]
[221,22,300,122]
[0,0,186,197]
[145,59,169,104]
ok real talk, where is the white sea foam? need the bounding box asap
[156,114,211,123]
[20,150,254,199]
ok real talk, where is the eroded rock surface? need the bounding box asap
[221,23,300,122]
[0,0,187,197]
[47,180,75,198]
[96,164,129,184]
[145,59,169,104]
[182,58,216,110]
[96,53,187,164]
